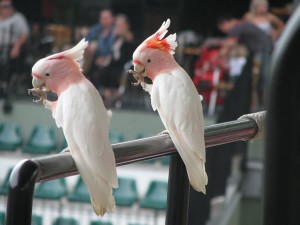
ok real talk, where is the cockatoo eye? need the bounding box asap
[45,73,50,77]
[147,59,151,63]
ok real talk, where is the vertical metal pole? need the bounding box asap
[264,4,300,225]
[6,160,38,225]
[166,154,191,225]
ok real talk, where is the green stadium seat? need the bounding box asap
[161,156,170,166]
[109,131,124,144]
[128,224,148,225]
[142,158,157,164]
[135,132,153,139]
[0,122,22,151]
[68,177,90,203]
[0,212,5,225]
[52,217,78,225]
[90,221,113,225]
[114,178,138,206]
[57,139,68,153]
[31,215,43,225]
[0,168,13,195]
[140,181,168,210]
[23,124,57,154]
[34,178,68,200]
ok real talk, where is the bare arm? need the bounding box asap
[269,13,285,40]
[10,34,28,58]
[219,37,238,57]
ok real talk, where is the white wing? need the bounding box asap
[55,79,118,215]
[151,68,207,193]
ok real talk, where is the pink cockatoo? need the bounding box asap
[131,19,208,193]
[30,39,119,215]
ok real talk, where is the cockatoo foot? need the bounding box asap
[128,69,146,87]
[158,130,169,135]
[60,147,70,153]
[28,88,48,104]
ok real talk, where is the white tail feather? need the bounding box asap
[186,158,208,193]
[78,163,116,216]
[171,128,207,194]
[90,185,116,216]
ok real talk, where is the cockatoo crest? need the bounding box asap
[136,19,178,55]
[47,38,88,70]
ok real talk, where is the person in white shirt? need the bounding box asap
[0,0,29,88]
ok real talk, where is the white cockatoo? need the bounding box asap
[131,19,208,193]
[29,39,119,215]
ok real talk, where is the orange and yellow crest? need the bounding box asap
[146,34,171,53]
[133,19,178,57]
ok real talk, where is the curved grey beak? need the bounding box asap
[32,77,45,89]
[133,64,143,73]
[133,64,147,77]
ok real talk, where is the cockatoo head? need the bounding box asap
[132,19,178,80]
[31,39,88,95]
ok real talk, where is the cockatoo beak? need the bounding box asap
[32,76,45,89]
[29,75,50,103]
[31,74,50,91]
[129,63,146,86]
[134,64,145,75]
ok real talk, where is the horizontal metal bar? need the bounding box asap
[33,115,258,183]
[6,111,263,225]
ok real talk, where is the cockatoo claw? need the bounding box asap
[28,88,48,104]
[33,98,43,104]
[131,81,141,86]
[60,147,70,153]
[158,130,169,135]
[128,69,145,87]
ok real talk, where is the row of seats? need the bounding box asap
[0,121,146,153]
[0,121,170,165]
[41,177,167,210]
[0,212,145,225]
[0,168,168,209]
[0,175,166,225]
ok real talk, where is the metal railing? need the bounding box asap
[5,111,265,225]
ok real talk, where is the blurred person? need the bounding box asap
[100,14,135,108]
[217,15,273,57]
[227,44,248,83]
[217,15,273,110]
[176,30,203,77]
[244,0,284,42]
[0,0,29,93]
[85,8,115,90]
[189,36,254,225]
[193,45,227,111]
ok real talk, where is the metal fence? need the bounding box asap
[5,111,263,225]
